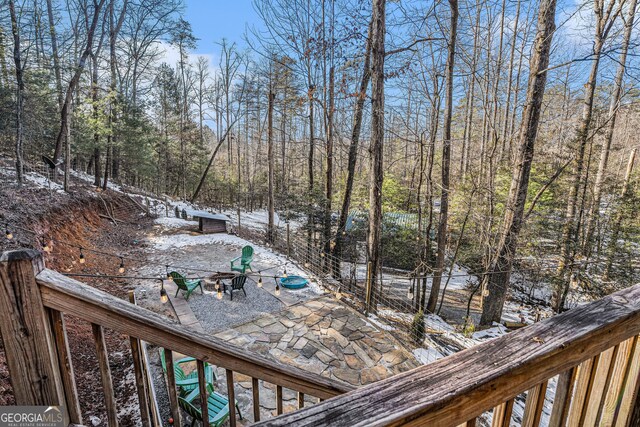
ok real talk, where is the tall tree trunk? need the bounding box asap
[480,0,556,325]
[53,0,106,163]
[602,148,636,280]
[46,0,63,111]
[426,0,458,313]
[267,91,276,243]
[9,0,24,185]
[0,27,8,87]
[332,18,373,278]
[500,0,522,156]
[558,0,621,282]
[460,0,481,180]
[584,0,637,253]
[367,0,386,314]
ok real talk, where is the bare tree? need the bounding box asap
[366,0,386,313]
[426,0,458,313]
[480,0,557,325]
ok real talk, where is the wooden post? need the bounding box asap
[252,377,260,422]
[49,310,82,424]
[163,349,182,427]
[226,369,237,427]
[276,385,283,415]
[92,323,119,426]
[287,222,291,258]
[365,261,372,315]
[197,360,209,424]
[128,292,151,427]
[0,250,66,406]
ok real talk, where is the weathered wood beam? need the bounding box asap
[36,268,351,399]
[258,284,640,426]
[0,250,65,407]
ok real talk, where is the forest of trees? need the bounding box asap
[0,0,638,325]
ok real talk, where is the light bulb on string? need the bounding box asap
[166,266,173,281]
[118,257,125,274]
[215,279,221,291]
[283,269,288,278]
[275,283,281,296]
[160,286,169,304]
[304,262,309,268]
[216,288,223,300]
[42,238,51,253]
[407,286,414,300]
[79,248,85,264]
[5,224,12,240]
[257,276,263,288]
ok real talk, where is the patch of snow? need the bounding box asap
[413,347,444,364]
[471,322,508,341]
[368,314,396,331]
[148,232,324,294]
[154,217,198,229]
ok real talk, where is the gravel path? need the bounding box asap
[188,278,285,334]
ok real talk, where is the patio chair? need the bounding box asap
[230,245,254,273]
[169,271,203,300]
[159,349,216,398]
[225,274,248,301]
[179,386,242,427]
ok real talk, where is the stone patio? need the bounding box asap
[207,295,419,423]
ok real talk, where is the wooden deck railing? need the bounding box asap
[263,282,640,426]
[1,248,639,427]
[0,250,353,426]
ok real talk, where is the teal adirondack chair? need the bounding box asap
[169,271,203,300]
[230,246,254,274]
[159,350,216,398]
[179,387,243,427]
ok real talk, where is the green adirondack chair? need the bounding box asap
[230,246,254,273]
[179,389,243,427]
[169,271,203,300]
[159,349,216,398]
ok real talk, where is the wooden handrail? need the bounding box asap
[260,283,640,426]
[35,268,354,399]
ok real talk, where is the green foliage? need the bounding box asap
[411,310,426,344]
[381,224,421,270]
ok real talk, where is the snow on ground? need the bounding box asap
[413,347,445,364]
[368,314,396,331]
[222,209,306,232]
[148,229,324,294]
[471,322,508,340]
[153,217,197,229]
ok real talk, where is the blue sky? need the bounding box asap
[183,0,259,51]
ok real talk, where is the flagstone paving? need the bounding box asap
[207,295,419,423]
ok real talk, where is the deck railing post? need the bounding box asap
[0,250,66,408]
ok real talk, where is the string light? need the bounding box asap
[320,252,325,257]
[257,276,263,288]
[166,266,173,282]
[41,238,51,253]
[283,269,288,278]
[79,248,85,264]
[160,281,169,304]
[304,262,309,268]
[118,257,125,274]
[275,282,281,296]
[407,286,414,300]
[216,287,223,300]
[215,279,221,291]
[5,223,12,240]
